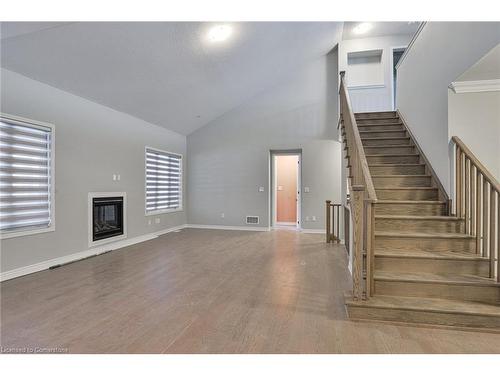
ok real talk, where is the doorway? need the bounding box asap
[271,151,301,230]
[391,47,405,110]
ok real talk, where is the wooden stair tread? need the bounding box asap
[371,174,430,177]
[375,270,498,286]
[375,187,437,190]
[375,248,486,261]
[346,295,500,317]
[375,215,462,221]
[366,153,418,157]
[356,125,404,131]
[375,200,445,204]
[364,145,413,149]
[359,129,404,133]
[356,117,400,121]
[362,137,409,141]
[369,163,425,166]
[375,231,473,239]
[355,111,396,114]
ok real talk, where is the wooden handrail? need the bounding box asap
[339,71,377,203]
[452,136,500,191]
[452,136,499,282]
[339,71,377,300]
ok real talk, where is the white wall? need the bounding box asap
[0,69,187,274]
[397,22,500,195]
[448,90,500,180]
[187,52,342,231]
[339,34,412,113]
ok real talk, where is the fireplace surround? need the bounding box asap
[88,192,127,247]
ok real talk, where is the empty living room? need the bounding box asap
[1,1,499,372]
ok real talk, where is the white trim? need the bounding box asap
[390,45,408,110]
[154,224,187,236]
[395,22,426,70]
[186,224,270,232]
[0,112,56,240]
[0,224,188,282]
[301,229,326,234]
[449,79,500,94]
[0,226,55,240]
[88,192,127,248]
[347,84,385,90]
[270,151,302,230]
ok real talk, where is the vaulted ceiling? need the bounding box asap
[1,22,343,135]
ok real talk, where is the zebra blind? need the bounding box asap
[145,148,182,214]
[0,117,53,233]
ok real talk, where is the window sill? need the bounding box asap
[0,225,55,240]
[145,207,183,216]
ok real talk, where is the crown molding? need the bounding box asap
[450,79,500,94]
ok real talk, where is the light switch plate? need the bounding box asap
[259,187,265,192]
[304,187,310,193]
[277,185,283,191]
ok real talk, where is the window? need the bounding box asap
[145,147,182,215]
[0,114,55,238]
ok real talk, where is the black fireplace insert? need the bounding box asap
[92,196,124,242]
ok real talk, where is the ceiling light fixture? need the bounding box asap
[352,22,373,35]
[207,25,232,42]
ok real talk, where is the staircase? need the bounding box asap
[341,108,500,329]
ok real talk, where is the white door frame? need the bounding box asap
[270,150,302,230]
[390,45,407,110]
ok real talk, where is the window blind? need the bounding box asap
[145,148,182,213]
[0,118,53,232]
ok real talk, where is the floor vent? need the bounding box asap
[246,216,259,225]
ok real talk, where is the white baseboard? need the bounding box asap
[0,225,188,282]
[185,224,270,232]
[154,224,188,236]
[301,228,326,234]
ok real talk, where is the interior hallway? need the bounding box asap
[1,228,499,353]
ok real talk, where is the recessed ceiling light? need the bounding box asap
[207,25,232,42]
[352,22,373,35]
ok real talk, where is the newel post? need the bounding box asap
[351,185,365,301]
[326,200,331,243]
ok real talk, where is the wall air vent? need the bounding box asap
[246,216,259,225]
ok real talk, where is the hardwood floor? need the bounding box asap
[1,228,499,353]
